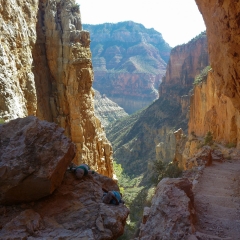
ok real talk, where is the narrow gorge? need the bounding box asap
[1,0,240,239]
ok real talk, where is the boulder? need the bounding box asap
[0,116,75,204]
[138,178,195,240]
[0,172,129,239]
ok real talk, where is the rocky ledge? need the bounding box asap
[0,117,129,239]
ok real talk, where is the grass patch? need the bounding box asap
[193,66,212,85]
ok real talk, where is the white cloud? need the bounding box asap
[77,0,206,47]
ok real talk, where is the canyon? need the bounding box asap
[83,22,171,114]
[0,0,113,177]
[0,0,240,239]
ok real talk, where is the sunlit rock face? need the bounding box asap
[94,90,128,127]
[107,34,209,176]
[0,116,75,204]
[189,0,240,147]
[0,0,114,177]
[195,0,240,111]
[0,171,129,239]
[0,0,38,120]
[84,21,171,114]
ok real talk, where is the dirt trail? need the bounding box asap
[193,160,240,239]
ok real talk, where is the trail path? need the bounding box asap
[193,160,240,239]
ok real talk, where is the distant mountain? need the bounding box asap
[83,21,171,114]
[94,90,128,127]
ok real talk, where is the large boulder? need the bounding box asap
[0,172,129,239]
[138,178,195,240]
[0,116,75,204]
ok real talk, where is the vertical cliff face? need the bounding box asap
[195,0,240,111]
[189,0,240,147]
[189,71,239,145]
[0,0,39,120]
[107,33,209,177]
[0,0,114,178]
[159,33,209,104]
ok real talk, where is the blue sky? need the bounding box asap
[76,0,206,47]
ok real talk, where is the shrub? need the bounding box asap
[71,3,80,12]
[204,131,213,145]
[226,142,236,148]
[193,66,212,85]
[151,160,182,185]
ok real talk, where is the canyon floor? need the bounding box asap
[193,159,240,240]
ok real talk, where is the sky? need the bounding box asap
[76,0,206,47]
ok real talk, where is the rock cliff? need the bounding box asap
[94,90,128,127]
[0,0,114,177]
[188,0,240,147]
[107,33,209,176]
[84,22,171,114]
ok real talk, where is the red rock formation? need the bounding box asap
[189,0,240,147]
[138,178,195,239]
[0,0,114,178]
[84,22,170,114]
[0,116,75,204]
[159,34,209,104]
[0,172,129,239]
[195,0,240,111]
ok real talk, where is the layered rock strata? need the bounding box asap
[188,0,240,147]
[94,90,128,127]
[0,0,114,177]
[0,172,129,239]
[84,22,171,114]
[107,33,209,176]
[0,116,75,204]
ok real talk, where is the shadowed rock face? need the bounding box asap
[0,172,129,239]
[138,178,195,239]
[0,116,75,204]
[195,0,240,111]
[84,21,171,114]
[0,0,114,178]
[188,0,240,147]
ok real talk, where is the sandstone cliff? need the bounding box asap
[188,0,240,148]
[94,90,128,127]
[84,22,171,114]
[107,33,209,176]
[0,0,113,177]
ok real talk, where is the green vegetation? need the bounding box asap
[225,142,237,148]
[151,160,182,185]
[193,66,212,85]
[0,118,5,124]
[71,3,80,12]
[204,131,214,145]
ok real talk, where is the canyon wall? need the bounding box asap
[0,0,38,120]
[94,90,128,127]
[107,34,209,176]
[188,0,240,147]
[0,0,113,177]
[84,22,171,114]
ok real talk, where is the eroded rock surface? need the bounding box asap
[94,90,128,127]
[84,21,171,114]
[0,116,75,204]
[0,0,114,178]
[0,0,38,120]
[0,172,129,239]
[138,178,195,240]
